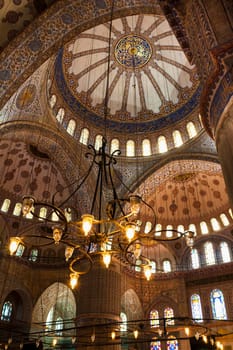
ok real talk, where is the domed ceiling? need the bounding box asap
[0,139,67,202]
[54,14,200,134]
[137,159,230,232]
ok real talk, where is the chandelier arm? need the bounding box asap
[21,234,57,247]
[69,250,93,275]
[30,201,68,231]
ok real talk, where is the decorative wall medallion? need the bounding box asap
[114,34,152,68]
[16,84,36,109]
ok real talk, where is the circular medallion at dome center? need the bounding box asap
[114,35,152,68]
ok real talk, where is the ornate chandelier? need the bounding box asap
[9,137,195,288]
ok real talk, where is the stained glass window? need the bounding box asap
[142,139,152,156]
[164,307,174,325]
[163,259,172,272]
[56,108,65,123]
[15,243,25,257]
[13,203,22,216]
[191,249,200,269]
[151,340,161,350]
[220,213,229,226]
[55,317,63,336]
[126,140,135,157]
[158,135,168,153]
[210,289,227,320]
[29,249,38,262]
[200,221,208,234]
[191,294,203,322]
[186,122,197,138]
[39,207,47,220]
[110,138,119,154]
[1,301,13,321]
[167,336,179,350]
[173,130,183,148]
[120,312,127,332]
[220,242,231,263]
[67,119,76,136]
[204,242,215,265]
[80,128,89,145]
[150,309,159,327]
[210,218,220,231]
[1,198,11,213]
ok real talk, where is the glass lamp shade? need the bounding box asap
[82,214,94,235]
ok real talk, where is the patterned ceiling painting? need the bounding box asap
[55,14,200,133]
[137,159,230,227]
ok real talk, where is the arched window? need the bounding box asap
[210,217,220,231]
[39,207,47,220]
[64,208,72,222]
[191,248,200,269]
[15,243,25,257]
[142,139,152,156]
[13,203,22,216]
[164,307,174,325]
[155,224,162,236]
[200,221,208,234]
[126,140,135,157]
[80,128,89,145]
[55,317,63,336]
[220,242,231,263]
[135,259,142,272]
[56,108,65,123]
[172,130,183,148]
[150,309,159,327]
[151,340,161,350]
[95,134,103,151]
[191,294,203,322]
[186,122,197,138]
[163,259,172,272]
[51,211,59,222]
[120,312,127,332]
[228,208,233,219]
[188,224,196,235]
[166,225,173,238]
[144,221,152,234]
[150,261,156,274]
[49,94,57,108]
[158,135,168,153]
[167,336,178,350]
[177,225,184,233]
[204,242,216,265]
[29,248,38,262]
[210,289,227,320]
[220,213,230,226]
[1,198,11,213]
[1,301,13,321]
[110,138,119,154]
[67,119,76,136]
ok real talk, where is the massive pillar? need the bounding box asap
[77,257,121,349]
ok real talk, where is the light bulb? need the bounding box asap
[20,343,23,349]
[144,266,152,281]
[22,196,35,216]
[8,338,12,345]
[65,246,74,261]
[91,333,95,343]
[82,214,94,235]
[202,335,207,344]
[52,338,57,347]
[111,331,116,340]
[52,227,63,244]
[9,237,20,255]
[185,327,190,336]
[103,252,111,268]
[71,337,76,344]
[125,223,136,241]
[133,330,139,339]
[70,272,79,289]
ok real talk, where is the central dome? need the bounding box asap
[53,14,200,134]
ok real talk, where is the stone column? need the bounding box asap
[76,257,121,350]
[216,97,233,206]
